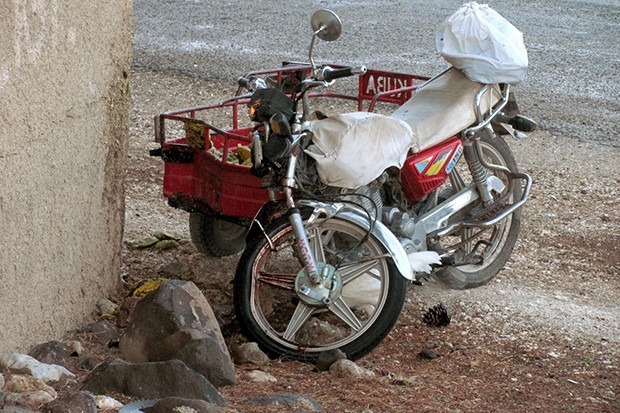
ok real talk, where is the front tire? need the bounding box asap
[434,133,522,289]
[234,214,407,362]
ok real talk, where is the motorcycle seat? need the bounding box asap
[391,67,500,152]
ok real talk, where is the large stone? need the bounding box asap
[0,353,74,382]
[3,375,57,397]
[28,341,68,368]
[81,359,228,407]
[3,375,58,411]
[119,280,236,387]
[5,391,55,411]
[81,321,119,343]
[44,391,97,413]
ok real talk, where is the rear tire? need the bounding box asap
[434,133,522,289]
[189,212,247,257]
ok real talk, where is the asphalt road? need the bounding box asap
[133,0,620,147]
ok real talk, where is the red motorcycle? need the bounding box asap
[152,9,535,361]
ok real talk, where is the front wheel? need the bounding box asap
[434,133,522,289]
[233,213,407,362]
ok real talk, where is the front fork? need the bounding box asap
[282,152,322,285]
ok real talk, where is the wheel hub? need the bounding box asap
[295,262,342,306]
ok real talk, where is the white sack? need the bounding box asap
[306,112,416,189]
[436,2,528,84]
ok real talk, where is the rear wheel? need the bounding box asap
[189,212,247,257]
[234,214,407,361]
[434,133,522,289]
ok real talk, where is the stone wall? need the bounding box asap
[0,1,133,352]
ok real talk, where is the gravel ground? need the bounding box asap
[133,0,619,147]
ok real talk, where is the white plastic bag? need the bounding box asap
[436,2,528,84]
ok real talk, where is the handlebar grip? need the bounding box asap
[238,76,267,91]
[237,77,251,89]
[322,66,367,82]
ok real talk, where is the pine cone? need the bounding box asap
[423,303,451,327]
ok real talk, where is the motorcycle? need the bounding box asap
[152,9,536,361]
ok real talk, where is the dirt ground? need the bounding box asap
[100,69,619,413]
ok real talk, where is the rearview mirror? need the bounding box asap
[308,9,342,70]
[310,9,342,41]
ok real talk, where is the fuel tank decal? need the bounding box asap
[415,156,433,174]
[445,144,463,174]
[424,148,452,176]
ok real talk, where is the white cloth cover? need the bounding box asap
[306,112,416,189]
[391,67,500,152]
[436,2,528,85]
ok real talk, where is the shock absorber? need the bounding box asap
[463,135,493,205]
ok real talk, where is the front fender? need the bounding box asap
[298,200,413,280]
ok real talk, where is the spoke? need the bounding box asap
[461,228,474,253]
[282,302,315,341]
[337,258,381,285]
[256,271,296,290]
[307,227,331,263]
[330,296,363,331]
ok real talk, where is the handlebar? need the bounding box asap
[321,65,367,82]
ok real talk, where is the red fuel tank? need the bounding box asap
[400,137,464,202]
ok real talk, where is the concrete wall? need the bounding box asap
[0,1,133,352]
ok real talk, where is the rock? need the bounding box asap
[3,375,57,409]
[244,394,322,412]
[154,239,179,250]
[3,374,57,397]
[314,349,346,372]
[142,397,223,413]
[5,390,55,411]
[81,320,119,343]
[329,359,375,379]
[153,230,182,241]
[81,359,228,407]
[28,341,68,368]
[44,391,96,413]
[1,408,38,413]
[233,343,270,366]
[128,235,160,249]
[0,372,5,388]
[75,357,96,372]
[115,296,141,328]
[0,390,4,408]
[158,260,191,277]
[245,370,277,383]
[295,318,346,346]
[0,353,75,382]
[93,395,123,411]
[119,280,236,387]
[65,341,83,357]
[96,298,118,315]
[419,349,439,360]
